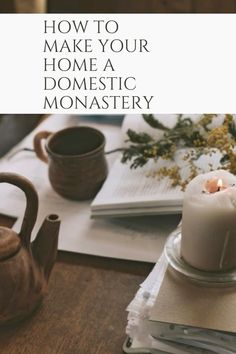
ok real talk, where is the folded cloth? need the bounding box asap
[126,253,168,348]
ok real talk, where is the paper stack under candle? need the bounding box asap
[125,254,236,354]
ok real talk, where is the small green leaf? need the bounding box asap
[126,129,154,144]
[142,114,169,131]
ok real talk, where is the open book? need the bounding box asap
[91,114,220,218]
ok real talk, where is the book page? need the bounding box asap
[92,157,183,210]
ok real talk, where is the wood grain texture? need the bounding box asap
[48,0,236,13]
[48,0,192,13]
[0,252,152,354]
[192,0,236,13]
[0,215,152,354]
[0,0,15,12]
[77,0,192,13]
[154,0,192,13]
[2,0,236,13]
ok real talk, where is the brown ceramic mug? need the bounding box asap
[33,126,108,200]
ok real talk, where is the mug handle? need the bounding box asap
[33,131,52,163]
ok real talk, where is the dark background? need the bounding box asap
[1,0,236,13]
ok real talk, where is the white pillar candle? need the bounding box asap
[181,170,236,272]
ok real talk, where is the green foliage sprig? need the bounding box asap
[121,114,236,189]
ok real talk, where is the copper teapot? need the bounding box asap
[0,173,60,325]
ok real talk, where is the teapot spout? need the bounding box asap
[32,214,60,281]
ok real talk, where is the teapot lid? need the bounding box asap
[0,227,21,261]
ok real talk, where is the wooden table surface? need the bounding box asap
[0,214,153,354]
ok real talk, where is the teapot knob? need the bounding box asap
[0,173,38,247]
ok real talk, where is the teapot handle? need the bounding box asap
[0,173,38,247]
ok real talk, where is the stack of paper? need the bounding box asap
[125,253,236,354]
